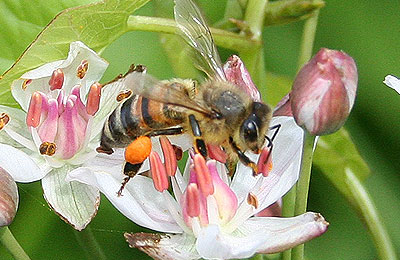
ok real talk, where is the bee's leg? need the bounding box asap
[226,157,238,176]
[188,114,208,157]
[229,137,258,175]
[118,162,143,197]
[145,127,184,137]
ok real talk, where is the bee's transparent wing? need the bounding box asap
[121,70,214,117]
[174,0,226,81]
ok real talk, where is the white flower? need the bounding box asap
[383,75,400,94]
[0,41,127,230]
[67,116,329,259]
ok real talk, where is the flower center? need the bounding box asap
[25,68,101,160]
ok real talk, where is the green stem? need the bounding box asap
[239,0,268,88]
[250,253,265,260]
[281,186,297,260]
[291,132,316,260]
[126,16,260,52]
[291,10,319,260]
[0,227,31,260]
[244,0,268,39]
[74,227,106,260]
[345,170,397,260]
[297,10,319,69]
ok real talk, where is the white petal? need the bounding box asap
[125,232,200,260]
[231,116,303,212]
[11,41,108,111]
[42,166,100,231]
[240,212,329,254]
[11,60,63,111]
[89,83,127,140]
[0,144,46,182]
[196,224,262,259]
[168,134,192,152]
[0,106,34,149]
[197,212,328,259]
[66,167,183,233]
[383,75,400,94]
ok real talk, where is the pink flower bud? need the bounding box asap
[223,55,261,102]
[291,48,357,135]
[0,168,18,227]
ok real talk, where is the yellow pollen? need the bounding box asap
[0,113,10,130]
[77,60,89,79]
[22,79,32,90]
[247,192,258,209]
[116,89,133,102]
[39,142,57,156]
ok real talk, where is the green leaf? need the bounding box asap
[0,0,96,72]
[314,128,370,198]
[0,0,150,107]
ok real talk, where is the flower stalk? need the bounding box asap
[74,227,107,260]
[126,16,260,52]
[239,0,268,93]
[346,170,397,260]
[291,9,320,260]
[0,227,31,260]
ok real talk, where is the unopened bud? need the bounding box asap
[291,48,357,135]
[223,55,261,102]
[0,168,18,227]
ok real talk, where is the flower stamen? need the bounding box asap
[86,82,102,116]
[193,154,214,196]
[0,113,10,130]
[150,151,169,192]
[186,183,200,217]
[257,147,273,177]
[116,90,132,102]
[247,192,258,209]
[22,79,32,90]
[207,144,227,163]
[160,136,177,177]
[49,69,65,91]
[39,142,57,156]
[26,92,42,127]
[77,60,89,79]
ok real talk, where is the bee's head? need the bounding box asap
[239,102,272,153]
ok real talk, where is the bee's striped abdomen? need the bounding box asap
[99,94,185,151]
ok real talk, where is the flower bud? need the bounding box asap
[0,167,18,227]
[223,55,261,102]
[291,48,357,135]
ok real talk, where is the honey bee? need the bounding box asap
[97,0,272,194]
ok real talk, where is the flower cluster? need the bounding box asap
[0,41,126,230]
[0,42,335,259]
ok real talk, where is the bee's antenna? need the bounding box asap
[266,124,281,147]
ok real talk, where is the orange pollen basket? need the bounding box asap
[124,136,152,165]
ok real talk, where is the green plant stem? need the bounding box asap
[250,253,265,260]
[291,9,319,260]
[0,227,31,260]
[126,16,260,52]
[297,10,319,69]
[281,186,296,260]
[74,227,106,260]
[291,132,316,260]
[345,170,397,260]
[239,0,268,88]
[244,0,268,39]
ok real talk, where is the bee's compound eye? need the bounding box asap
[241,119,258,143]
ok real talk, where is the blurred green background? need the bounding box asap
[0,0,399,259]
